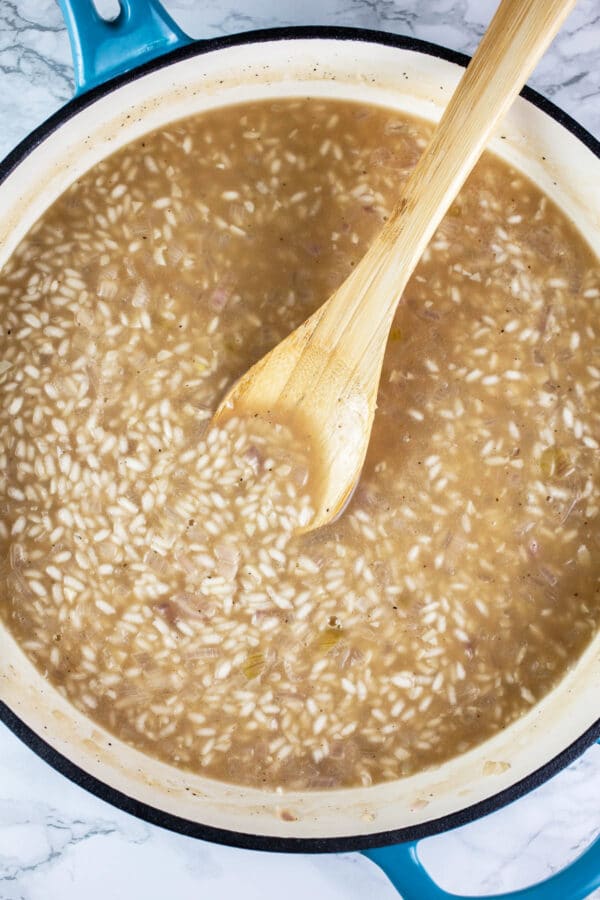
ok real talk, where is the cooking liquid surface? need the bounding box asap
[1,99,599,790]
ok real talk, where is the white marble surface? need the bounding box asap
[0,1,599,898]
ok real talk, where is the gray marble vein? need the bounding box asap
[0,1,599,898]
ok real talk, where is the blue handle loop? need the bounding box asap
[362,834,600,899]
[363,741,600,897]
[57,0,192,95]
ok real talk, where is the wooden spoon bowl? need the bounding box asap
[215,0,576,531]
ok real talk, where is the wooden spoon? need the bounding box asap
[215,0,576,530]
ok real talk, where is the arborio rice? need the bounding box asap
[1,98,599,790]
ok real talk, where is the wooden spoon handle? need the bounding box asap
[313,0,577,370]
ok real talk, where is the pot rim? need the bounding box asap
[1,24,599,854]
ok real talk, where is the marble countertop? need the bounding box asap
[0,1,599,898]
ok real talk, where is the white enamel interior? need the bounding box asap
[0,38,599,842]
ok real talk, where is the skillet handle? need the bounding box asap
[56,0,192,96]
[362,832,600,899]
